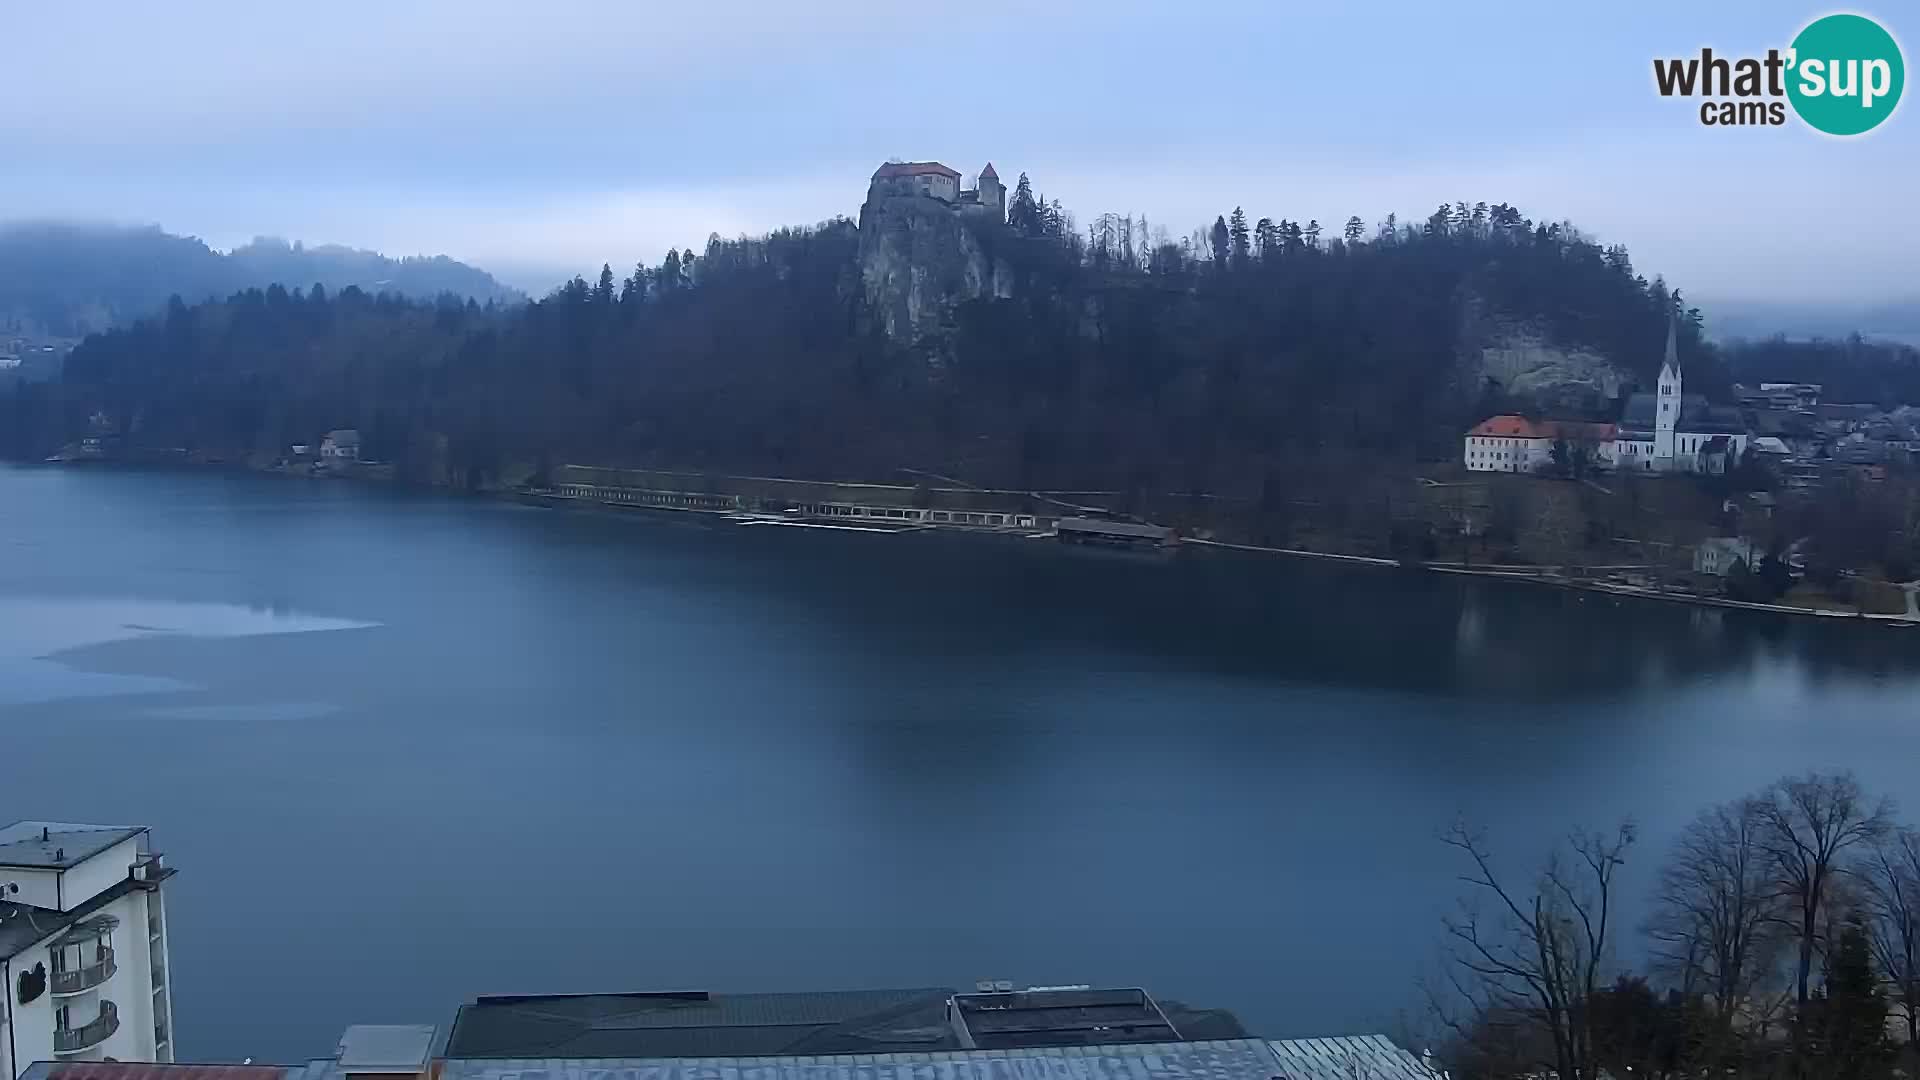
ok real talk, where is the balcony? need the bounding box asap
[50,946,116,996]
[54,1000,119,1054]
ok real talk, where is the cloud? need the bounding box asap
[5,0,1913,302]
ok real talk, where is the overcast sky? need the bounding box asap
[5,0,1911,302]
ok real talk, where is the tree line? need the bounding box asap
[1433,771,1918,1080]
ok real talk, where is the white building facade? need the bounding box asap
[0,822,177,1078]
[1463,416,1617,473]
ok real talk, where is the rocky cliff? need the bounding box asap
[1454,294,1635,417]
[857,194,1012,342]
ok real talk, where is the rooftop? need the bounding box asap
[437,1039,1286,1080]
[872,162,960,180]
[1618,393,1746,435]
[23,1067,291,1080]
[445,989,959,1059]
[0,821,144,870]
[338,1025,439,1071]
[1267,1036,1441,1080]
[951,987,1178,1049]
[1466,415,1617,441]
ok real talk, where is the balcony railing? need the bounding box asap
[54,1000,119,1054]
[50,947,116,996]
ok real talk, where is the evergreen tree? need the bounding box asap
[1227,207,1251,270]
[1209,215,1230,271]
[1343,216,1364,244]
[1007,173,1043,236]
[594,263,616,305]
[1253,218,1280,262]
[660,250,682,292]
[1801,919,1894,1080]
[1304,220,1322,251]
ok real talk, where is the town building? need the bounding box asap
[0,822,178,1079]
[1695,536,1758,576]
[319,430,360,469]
[1463,416,1617,473]
[867,162,1005,223]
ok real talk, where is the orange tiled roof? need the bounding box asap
[1467,415,1617,441]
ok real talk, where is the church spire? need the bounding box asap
[1661,306,1680,377]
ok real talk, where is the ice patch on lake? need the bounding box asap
[0,597,376,707]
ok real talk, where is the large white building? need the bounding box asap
[0,822,177,1078]
[1463,416,1617,473]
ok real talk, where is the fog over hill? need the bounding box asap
[0,221,524,338]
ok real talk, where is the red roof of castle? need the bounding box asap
[872,161,960,179]
[980,162,998,179]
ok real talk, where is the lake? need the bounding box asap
[4,464,1918,1061]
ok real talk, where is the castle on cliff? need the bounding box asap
[867,161,1005,223]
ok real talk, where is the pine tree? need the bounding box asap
[1343,216,1364,244]
[1007,173,1043,236]
[660,250,681,293]
[1252,217,1276,261]
[1209,215,1230,271]
[1801,919,1893,1080]
[1304,220,1322,251]
[594,264,616,305]
[1227,207,1250,270]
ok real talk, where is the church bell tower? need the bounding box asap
[1653,310,1681,467]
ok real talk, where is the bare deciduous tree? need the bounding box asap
[1647,797,1786,1058]
[1754,770,1894,1009]
[1431,820,1635,1080]
[1863,827,1920,1046]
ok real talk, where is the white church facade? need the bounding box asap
[1464,315,1750,476]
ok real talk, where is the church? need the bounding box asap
[1608,315,1750,474]
[1463,314,1751,476]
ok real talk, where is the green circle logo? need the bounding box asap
[1787,13,1904,135]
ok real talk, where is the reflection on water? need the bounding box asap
[0,596,375,706]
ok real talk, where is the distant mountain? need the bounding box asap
[1701,296,1920,347]
[0,222,524,338]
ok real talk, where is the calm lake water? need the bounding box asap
[4,464,1919,1061]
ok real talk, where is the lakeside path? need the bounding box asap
[1184,538,1920,627]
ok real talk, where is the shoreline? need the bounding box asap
[27,458,1918,628]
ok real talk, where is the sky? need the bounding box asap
[3,0,1913,302]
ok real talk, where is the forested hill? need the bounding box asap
[5,193,1731,495]
[0,222,523,337]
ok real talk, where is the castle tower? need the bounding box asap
[977,162,1005,223]
[1653,309,1681,467]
